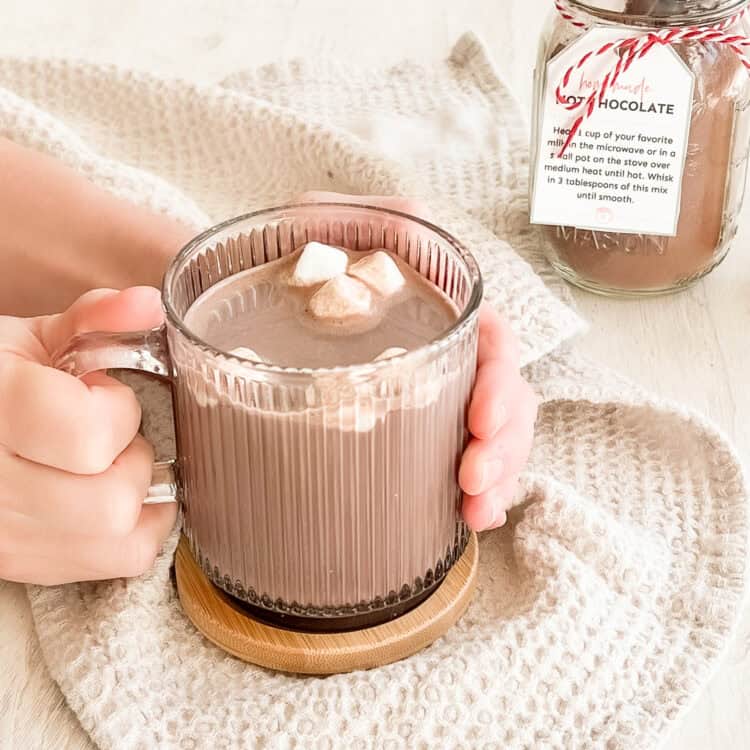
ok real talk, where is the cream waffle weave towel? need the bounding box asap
[0,33,746,750]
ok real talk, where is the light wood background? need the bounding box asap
[0,1,748,748]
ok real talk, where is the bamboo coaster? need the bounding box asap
[175,532,478,675]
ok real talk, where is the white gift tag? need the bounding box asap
[530,27,695,237]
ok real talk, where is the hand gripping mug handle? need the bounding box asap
[52,326,178,505]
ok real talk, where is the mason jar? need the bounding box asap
[530,1,750,296]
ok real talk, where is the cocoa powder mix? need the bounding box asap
[536,2,750,294]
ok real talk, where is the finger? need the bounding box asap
[492,380,538,477]
[461,474,521,532]
[476,303,520,371]
[458,434,505,496]
[460,380,538,495]
[296,191,430,221]
[0,287,162,472]
[462,488,501,532]
[468,357,521,440]
[0,501,177,585]
[468,305,522,439]
[80,501,178,580]
[1,434,154,536]
[36,286,164,355]
[0,357,142,474]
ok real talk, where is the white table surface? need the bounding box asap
[1,1,748,748]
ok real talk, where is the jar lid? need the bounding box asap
[570,0,748,24]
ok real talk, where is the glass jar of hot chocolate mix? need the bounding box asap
[530,0,750,295]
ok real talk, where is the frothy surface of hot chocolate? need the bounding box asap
[184,245,459,368]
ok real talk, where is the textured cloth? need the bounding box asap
[0,33,746,750]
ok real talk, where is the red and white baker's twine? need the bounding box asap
[553,0,750,156]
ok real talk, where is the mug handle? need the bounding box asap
[52,326,178,505]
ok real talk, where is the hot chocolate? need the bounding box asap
[177,242,471,631]
[185,244,458,368]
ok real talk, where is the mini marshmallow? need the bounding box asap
[289,241,348,286]
[193,382,219,408]
[374,347,407,361]
[336,401,380,432]
[309,275,372,321]
[348,251,405,297]
[230,346,265,361]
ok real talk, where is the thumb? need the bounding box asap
[37,286,164,355]
[0,287,162,470]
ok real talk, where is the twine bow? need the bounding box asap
[553,0,750,156]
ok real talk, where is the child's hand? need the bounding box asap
[298,192,538,532]
[0,287,176,585]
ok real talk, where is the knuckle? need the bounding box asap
[97,435,155,536]
[100,381,142,439]
[123,537,160,578]
[68,388,141,475]
[118,382,143,420]
[67,289,118,328]
[99,481,143,537]
[130,433,155,468]
[68,428,117,475]
[124,436,157,497]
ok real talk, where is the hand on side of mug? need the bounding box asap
[299,192,539,531]
[1,194,537,587]
[459,304,537,531]
[0,287,176,585]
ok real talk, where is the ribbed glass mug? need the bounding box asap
[54,203,482,632]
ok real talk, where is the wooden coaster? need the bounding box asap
[175,532,478,675]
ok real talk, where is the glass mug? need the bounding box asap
[55,203,482,632]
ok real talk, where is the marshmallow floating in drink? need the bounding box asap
[289,241,349,286]
[338,401,379,432]
[309,275,373,321]
[374,347,407,361]
[348,251,405,297]
[230,346,265,361]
